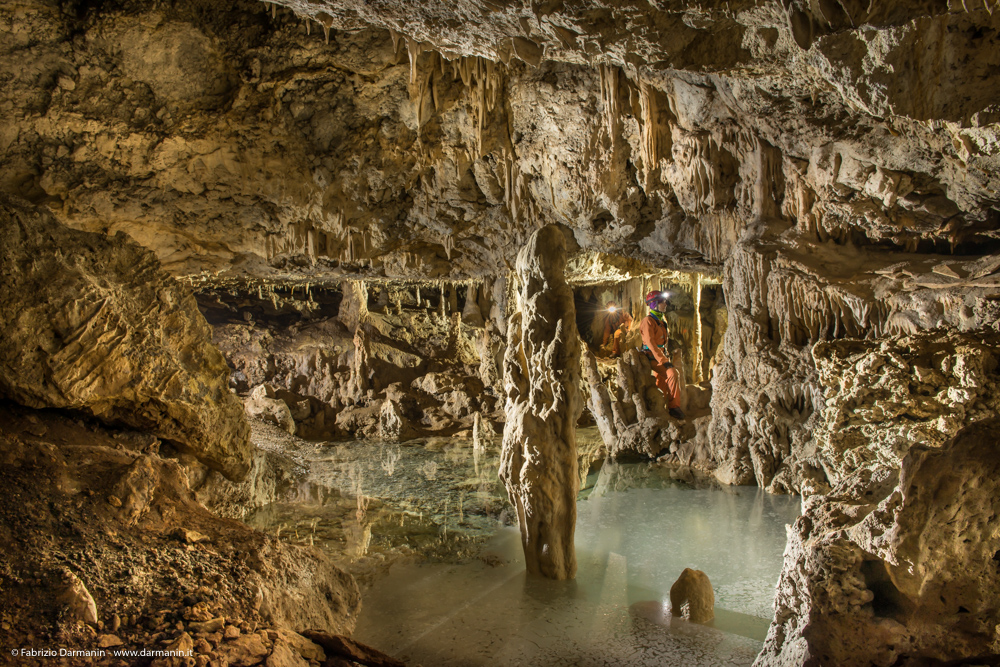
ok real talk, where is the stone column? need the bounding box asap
[499,225,583,580]
[691,272,703,383]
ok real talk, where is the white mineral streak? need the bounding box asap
[691,272,703,383]
[499,225,582,580]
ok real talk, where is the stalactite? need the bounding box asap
[638,81,662,191]
[452,56,504,156]
[406,38,422,85]
[598,63,620,142]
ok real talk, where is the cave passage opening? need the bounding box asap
[571,271,727,388]
[195,266,797,667]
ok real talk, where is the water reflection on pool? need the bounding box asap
[246,429,800,666]
[352,462,800,667]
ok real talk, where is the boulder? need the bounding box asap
[57,572,98,625]
[245,384,297,435]
[0,196,250,480]
[669,568,715,623]
[111,455,159,527]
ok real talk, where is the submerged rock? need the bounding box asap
[669,568,715,624]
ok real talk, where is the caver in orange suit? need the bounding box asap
[602,302,633,357]
[640,296,682,415]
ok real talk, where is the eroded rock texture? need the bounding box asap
[583,348,693,460]
[500,225,583,580]
[0,195,251,480]
[3,0,1000,662]
[758,330,1000,666]
[0,404,360,658]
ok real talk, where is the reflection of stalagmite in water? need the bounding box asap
[499,225,583,580]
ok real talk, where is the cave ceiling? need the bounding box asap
[1,0,998,287]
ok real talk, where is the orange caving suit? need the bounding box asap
[602,310,633,357]
[639,313,681,410]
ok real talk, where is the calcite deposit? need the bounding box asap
[500,225,583,580]
[583,347,693,460]
[2,0,1000,663]
[758,330,1000,666]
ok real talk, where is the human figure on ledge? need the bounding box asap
[602,300,632,358]
[640,291,684,420]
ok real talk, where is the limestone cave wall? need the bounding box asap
[3,0,1000,664]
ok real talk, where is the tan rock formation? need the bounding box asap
[499,225,583,580]
[57,572,99,626]
[3,0,1000,661]
[0,195,251,480]
[245,384,297,435]
[582,347,693,460]
[0,404,360,657]
[670,568,715,624]
[757,330,1000,666]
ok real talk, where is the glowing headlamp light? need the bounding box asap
[608,305,617,313]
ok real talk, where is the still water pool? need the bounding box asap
[246,428,800,666]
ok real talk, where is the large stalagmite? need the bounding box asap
[500,225,583,580]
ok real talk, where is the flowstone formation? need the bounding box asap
[500,225,583,580]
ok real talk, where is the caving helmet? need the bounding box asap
[645,291,667,308]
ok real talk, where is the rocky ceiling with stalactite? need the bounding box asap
[5,0,998,288]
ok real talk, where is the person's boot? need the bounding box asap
[669,407,685,420]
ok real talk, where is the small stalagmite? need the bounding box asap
[670,568,715,624]
[499,225,583,580]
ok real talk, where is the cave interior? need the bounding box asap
[2,0,1000,665]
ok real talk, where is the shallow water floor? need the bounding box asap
[247,431,800,666]
[352,464,801,667]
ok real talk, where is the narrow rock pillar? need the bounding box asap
[691,272,703,383]
[499,225,583,580]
